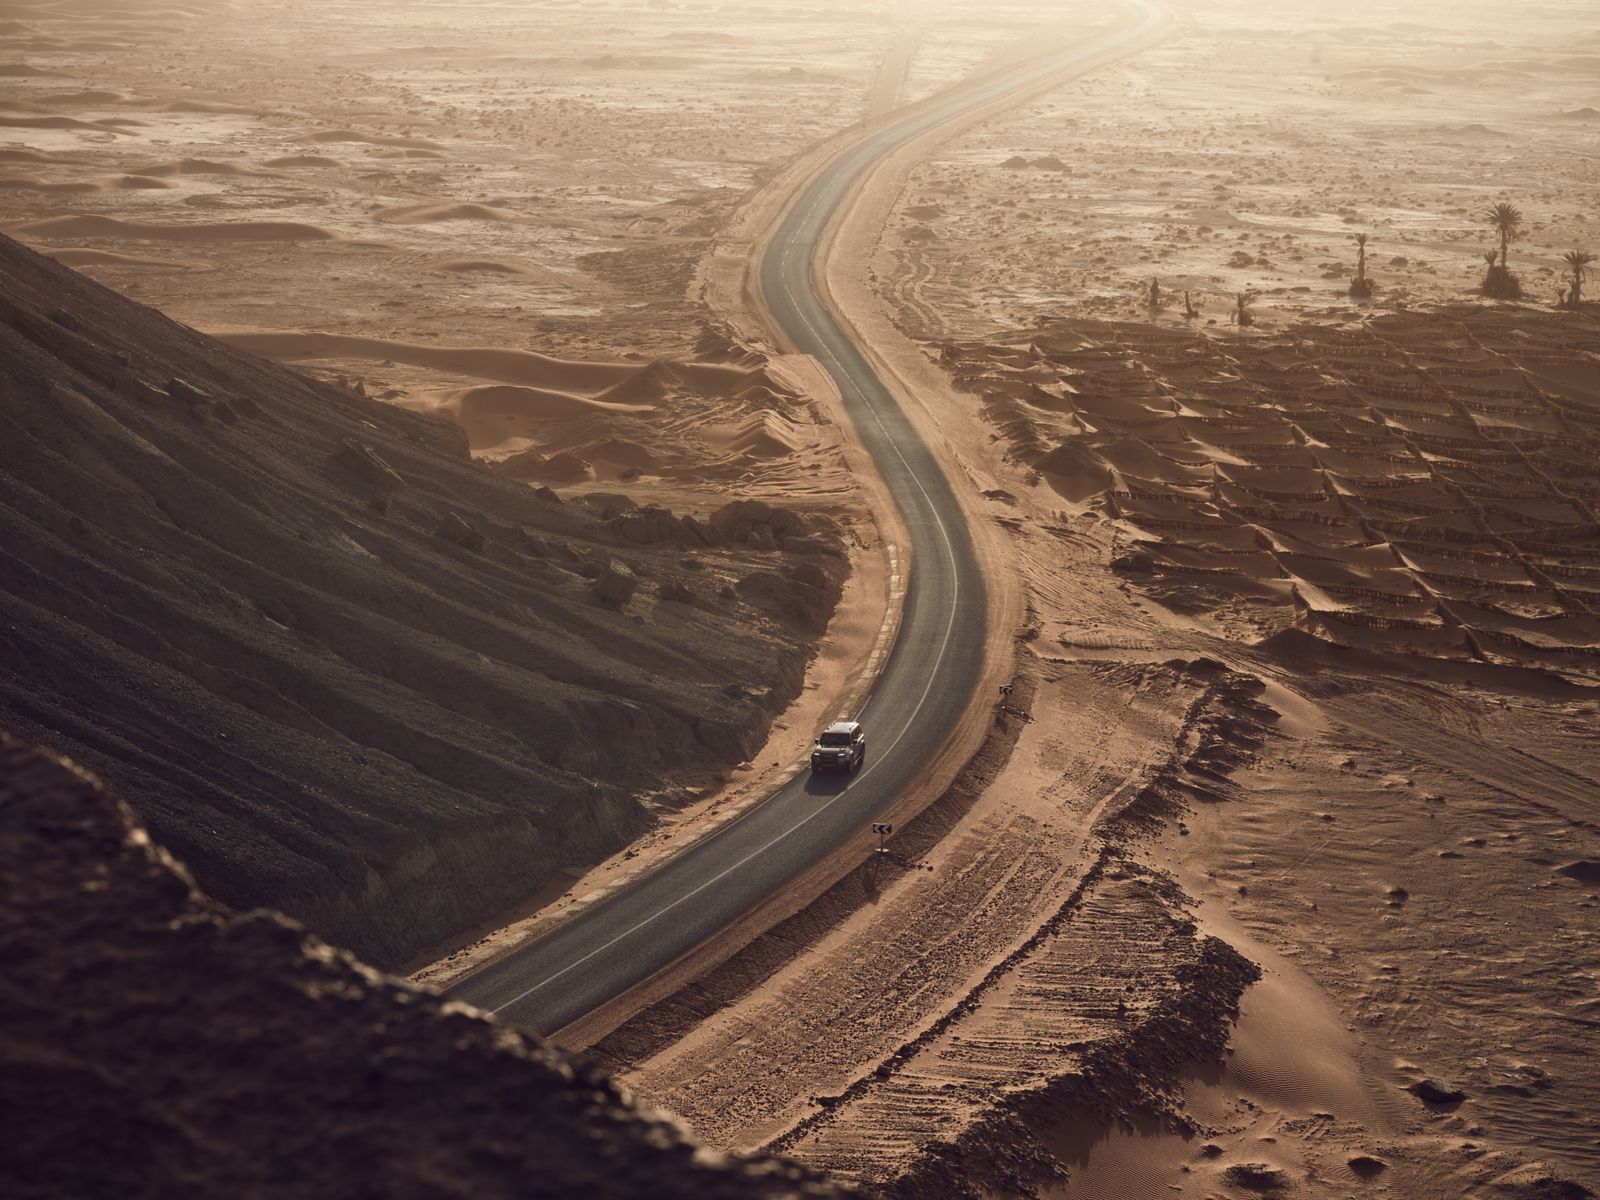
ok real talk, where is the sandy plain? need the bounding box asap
[5,0,1599,1198]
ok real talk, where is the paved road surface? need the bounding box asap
[451,2,1171,1034]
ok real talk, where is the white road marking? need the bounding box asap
[485,1,1171,1017]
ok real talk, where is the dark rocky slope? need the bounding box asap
[0,233,845,966]
[0,733,855,1200]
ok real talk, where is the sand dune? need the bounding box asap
[595,361,697,405]
[213,330,639,391]
[5,215,341,241]
[705,412,803,460]
[44,246,210,271]
[0,114,137,134]
[593,359,770,405]
[160,99,272,115]
[0,64,59,78]
[126,157,271,177]
[434,257,539,275]
[262,154,342,168]
[0,174,171,193]
[307,129,446,151]
[40,89,130,105]
[375,202,526,224]
[0,148,92,166]
[440,384,657,451]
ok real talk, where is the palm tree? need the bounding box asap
[1562,249,1595,307]
[1487,202,1523,270]
[1482,205,1525,299]
[1349,232,1374,299]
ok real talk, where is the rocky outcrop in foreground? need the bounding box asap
[0,234,845,966]
[0,733,855,1200]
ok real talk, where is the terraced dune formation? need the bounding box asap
[0,732,855,1200]
[0,232,846,968]
[948,308,1600,680]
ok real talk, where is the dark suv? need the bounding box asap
[810,721,865,773]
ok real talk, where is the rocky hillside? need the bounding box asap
[0,233,846,966]
[0,733,855,1200]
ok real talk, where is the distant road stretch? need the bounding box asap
[451,1,1173,1034]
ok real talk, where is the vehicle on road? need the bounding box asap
[810,721,866,773]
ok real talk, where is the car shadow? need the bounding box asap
[802,770,855,797]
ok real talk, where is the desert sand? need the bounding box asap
[590,2,1599,1197]
[4,0,1598,1197]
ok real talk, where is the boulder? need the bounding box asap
[780,533,843,557]
[580,492,635,520]
[659,580,694,604]
[540,452,593,484]
[436,512,485,552]
[787,561,829,590]
[601,504,684,548]
[334,439,406,493]
[680,514,719,547]
[594,560,638,606]
[167,377,212,407]
[118,377,169,406]
[1223,1163,1288,1191]
[497,449,592,484]
[735,568,831,632]
[1409,1078,1466,1106]
[709,499,800,543]
[1348,1155,1387,1179]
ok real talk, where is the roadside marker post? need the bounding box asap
[871,822,893,856]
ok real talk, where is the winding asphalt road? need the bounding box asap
[451,1,1172,1035]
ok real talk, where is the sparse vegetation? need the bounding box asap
[1561,249,1594,307]
[1348,232,1374,300]
[1233,292,1255,327]
[1481,202,1525,298]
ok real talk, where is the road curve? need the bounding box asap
[450,2,1172,1035]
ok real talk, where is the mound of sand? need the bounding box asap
[307,128,446,151]
[0,114,135,134]
[375,202,525,224]
[434,257,539,275]
[595,360,698,405]
[4,214,340,241]
[262,154,342,168]
[0,148,91,165]
[40,89,129,105]
[44,247,209,270]
[214,329,637,391]
[441,383,655,451]
[706,412,803,460]
[0,174,171,194]
[126,158,269,178]
[161,98,269,115]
